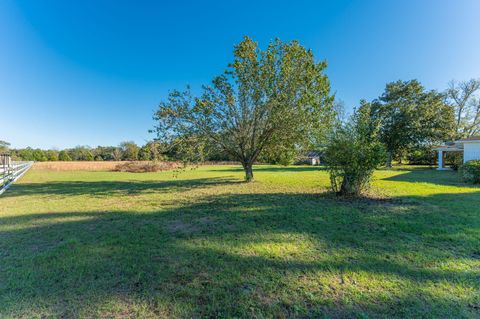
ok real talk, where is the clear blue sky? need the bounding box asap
[1,0,479,149]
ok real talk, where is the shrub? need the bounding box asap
[460,160,480,184]
[112,161,180,173]
[324,102,385,196]
[446,152,463,171]
[406,148,436,165]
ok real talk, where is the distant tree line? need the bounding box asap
[7,141,159,162]
[3,140,238,163]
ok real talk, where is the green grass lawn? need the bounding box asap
[0,165,479,318]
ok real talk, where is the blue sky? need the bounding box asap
[1,0,479,149]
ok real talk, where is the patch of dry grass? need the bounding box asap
[33,161,181,172]
[33,161,126,171]
[32,161,237,172]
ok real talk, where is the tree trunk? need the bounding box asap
[385,151,393,168]
[243,162,254,182]
[339,177,360,196]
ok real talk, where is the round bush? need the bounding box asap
[461,160,480,184]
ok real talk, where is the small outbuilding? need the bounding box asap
[295,151,321,165]
[433,136,480,170]
[305,151,321,165]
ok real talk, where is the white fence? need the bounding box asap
[0,160,34,195]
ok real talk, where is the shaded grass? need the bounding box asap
[0,165,479,318]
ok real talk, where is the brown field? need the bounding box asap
[32,161,175,171]
[32,161,126,171]
[32,161,240,171]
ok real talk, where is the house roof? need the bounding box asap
[456,136,480,142]
[433,145,463,151]
[305,151,320,158]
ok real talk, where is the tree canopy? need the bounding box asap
[370,80,454,166]
[445,79,480,138]
[153,36,334,181]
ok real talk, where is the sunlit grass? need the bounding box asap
[0,165,479,318]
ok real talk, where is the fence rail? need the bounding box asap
[0,161,34,195]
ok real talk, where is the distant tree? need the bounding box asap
[92,146,111,161]
[325,101,385,196]
[145,141,163,160]
[32,149,47,162]
[17,148,34,161]
[257,144,298,166]
[119,141,139,161]
[85,151,94,161]
[154,36,334,181]
[112,148,123,161]
[138,141,165,161]
[445,79,480,138]
[58,150,72,161]
[69,146,94,161]
[45,150,59,161]
[9,149,19,160]
[0,140,10,153]
[138,145,151,161]
[371,80,454,167]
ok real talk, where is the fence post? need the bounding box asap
[0,156,34,195]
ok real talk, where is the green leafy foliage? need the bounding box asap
[445,152,463,171]
[446,79,480,138]
[0,140,10,153]
[32,149,47,161]
[460,160,480,183]
[406,147,437,165]
[325,102,386,196]
[371,80,455,167]
[58,150,72,161]
[119,141,139,161]
[257,143,298,166]
[45,150,59,161]
[153,36,334,181]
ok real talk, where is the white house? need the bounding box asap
[433,136,480,170]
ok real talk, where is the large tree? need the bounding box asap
[154,37,334,181]
[371,80,454,167]
[445,79,480,138]
[119,141,139,161]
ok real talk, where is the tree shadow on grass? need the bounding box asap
[208,165,326,173]
[3,177,239,198]
[381,168,476,188]
[1,187,479,317]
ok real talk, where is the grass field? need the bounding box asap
[0,165,479,318]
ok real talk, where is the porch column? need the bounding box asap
[437,150,444,170]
